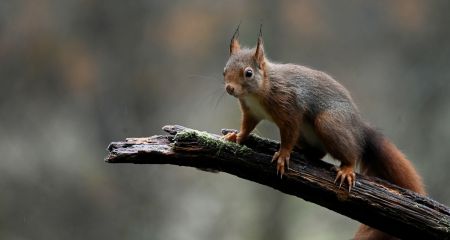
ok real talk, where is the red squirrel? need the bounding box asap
[223,26,425,240]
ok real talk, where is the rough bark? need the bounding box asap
[106,125,450,240]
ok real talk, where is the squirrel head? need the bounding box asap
[223,25,266,98]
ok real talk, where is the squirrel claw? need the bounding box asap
[334,166,356,192]
[271,151,280,163]
[272,151,290,178]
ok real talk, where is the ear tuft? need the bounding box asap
[229,23,241,55]
[254,24,265,69]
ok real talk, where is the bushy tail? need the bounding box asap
[355,125,425,240]
[360,125,425,194]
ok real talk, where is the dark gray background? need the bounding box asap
[1,1,449,239]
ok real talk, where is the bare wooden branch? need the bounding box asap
[106,125,450,239]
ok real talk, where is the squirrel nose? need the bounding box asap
[226,85,235,95]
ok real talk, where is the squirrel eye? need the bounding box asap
[244,67,253,78]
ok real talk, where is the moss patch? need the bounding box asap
[174,129,253,156]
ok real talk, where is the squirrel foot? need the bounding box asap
[272,151,290,178]
[334,165,356,192]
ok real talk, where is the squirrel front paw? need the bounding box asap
[272,151,291,178]
[223,132,246,144]
[223,132,238,142]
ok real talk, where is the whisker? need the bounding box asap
[214,90,227,110]
[201,87,224,109]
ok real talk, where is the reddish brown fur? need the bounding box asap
[235,102,260,144]
[314,111,361,167]
[223,29,425,240]
[259,65,305,172]
[261,91,302,160]
[230,39,240,55]
[360,126,425,194]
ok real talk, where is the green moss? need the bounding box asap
[174,129,253,156]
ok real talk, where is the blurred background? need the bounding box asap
[1,0,449,239]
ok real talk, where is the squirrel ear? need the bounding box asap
[230,24,241,55]
[254,25,265,69]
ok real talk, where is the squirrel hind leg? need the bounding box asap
[313,111,363,191]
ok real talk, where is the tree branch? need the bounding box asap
[105,125,450,239]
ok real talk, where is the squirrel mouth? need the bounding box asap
[227,92,238,98]
[227,91,243,98]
